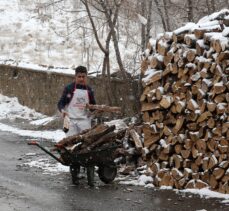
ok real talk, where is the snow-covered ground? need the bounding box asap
[0,0,141,75]
[0,93,229,203]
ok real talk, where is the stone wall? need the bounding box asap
[0,65,139,116]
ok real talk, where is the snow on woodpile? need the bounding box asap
[140,9,229,193]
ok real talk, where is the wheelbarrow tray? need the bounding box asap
[59,143,119,168]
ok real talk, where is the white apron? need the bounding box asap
[66,88,91,136]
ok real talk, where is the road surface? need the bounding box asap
[0,131,228,211]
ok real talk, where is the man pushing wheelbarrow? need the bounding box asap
[55,65,122,187]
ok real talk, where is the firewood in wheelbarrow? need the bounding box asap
[56,124,115,148]
[83,124,116,145]
[78,128,126,154]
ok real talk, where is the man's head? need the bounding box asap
[75,66,87,85]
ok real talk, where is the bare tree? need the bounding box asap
[81,0,114,105]
[187,0,194,22]
[154,0,167,31]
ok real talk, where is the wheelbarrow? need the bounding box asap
[28,141,120,186]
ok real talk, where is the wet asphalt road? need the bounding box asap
[0,130,228,211]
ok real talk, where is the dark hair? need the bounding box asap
[75,66,87,75]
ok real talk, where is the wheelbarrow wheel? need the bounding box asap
[98,165,117,184]
[70,165,80,185]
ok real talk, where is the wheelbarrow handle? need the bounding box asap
[27,141,67,166]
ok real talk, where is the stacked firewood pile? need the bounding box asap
[141,10,229,193]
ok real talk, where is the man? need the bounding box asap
[58,65,96,135]
[57,65,96,186]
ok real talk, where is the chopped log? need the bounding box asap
[189,131,200,142]
[187,99,199,111]
[185,179,196,189]
[129,129,143,151]
[175,100,186,113]
[157,168,170,179]
[164,54,174,66]
[143,70,163,87]
[195,179,209,189]
[141,102,160,112]
[175,177,186,189]
[157,39,170,56]
[144,134,160,148]
[86,104,121,113]
[194,27,221,39]
[185,34,196,47]
[141,58,148,74]
[196,40,209,55]
[159,151,169,161]
[186,49,196,62]
[213,168,225,180]
[208,154,218,170]
[191,163,199,173]
[192,172,200,180]
[207,102,216,112]
[214,82,226,94]
[216,51,229,63]
[209,175,218,189]
[181,149,191,159]
[156,87,164,100]
[142,111,150,122]
[196,139,207,153]
[197,111,212,123]
[160,95,173,109]
[187,122,198,131]
[191,145,199,158]
[218,182,229,194]
[203,157,210,171]
[184,168,192,179]
[200,171,210,184]
[173,33,185,43]
[150,162,160,176]
[175,144,182,154]
[173,154,183,169]
[219,161,229,169]
[140,86,150,102]
[195,154,204,166]
[172,116,185,134]
[184,139,193,150]
[207,139,217,152]
[160,173,174,187]
[161,161,169,169]
[218,145,228,154]
[171,168,184,180]
[150,55,165,69]
[207,117,215,128]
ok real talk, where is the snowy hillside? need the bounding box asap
[0,0,140,75]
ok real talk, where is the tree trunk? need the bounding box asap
[162,0,171,31]
[154,0,167,31]
[141,0,146,52]
[187,0,194,22]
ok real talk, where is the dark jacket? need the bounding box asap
[57,82,96,112]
